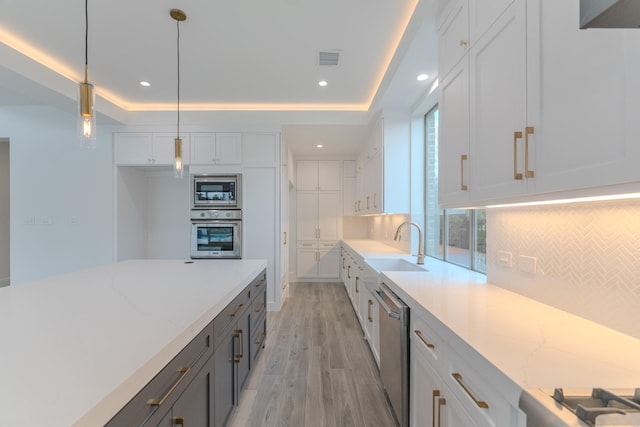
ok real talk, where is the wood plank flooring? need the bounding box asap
[228,282,397,427]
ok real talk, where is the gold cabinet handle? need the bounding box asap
[283,231,287,245]
[172,417,184,426]
[432,390,441,427]
[234,330,244,362]
[347,265,351,279]
[355,276,359,293]
[254,303,265,313]
[229,303,244,318]
[147,367,190,406]
[459,39,468,47]
[451,373,489,408]
[460,155,468,191]
[437,397,446,427]
[368,300,373,322]
[513,131,523,180]
[354,201,358,212]
[366,195,370,209]
[525,126,535,178]
[254,331,265,345]
[342,257,345,269]
[414,329,435,349]
[373,193,378,208]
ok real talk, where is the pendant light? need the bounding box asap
[171,9,186,178]
[79,0,96,148]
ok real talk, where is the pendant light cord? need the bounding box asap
[176,19,181,139]
[84,0,89,82]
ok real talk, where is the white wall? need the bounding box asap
[0,138,9,286]
[1,106,114,284]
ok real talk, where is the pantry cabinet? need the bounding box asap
[190,132,242,165]
[296,160,342,191]
[114,133,190,166]
[438,0,640,207]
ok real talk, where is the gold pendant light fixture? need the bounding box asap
[79,0,96,148]
[171,8,186,178]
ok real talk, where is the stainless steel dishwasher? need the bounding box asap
[374,282,409,427]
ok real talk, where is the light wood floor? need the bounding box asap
[228,282,397,427]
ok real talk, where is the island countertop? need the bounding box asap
[0,258,267,427]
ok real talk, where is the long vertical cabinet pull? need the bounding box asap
[355,276,359,293]
[460,155,468,191]
[525,126,535,178]
[367,300,373,322]
[172,417,184,426]
[513,131,523,180]
[347,265,351,279]
[432,390,441,427]
[437,398,446,427]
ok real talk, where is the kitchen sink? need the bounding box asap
[365,258,428,273]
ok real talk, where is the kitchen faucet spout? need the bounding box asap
[393,221,425,265]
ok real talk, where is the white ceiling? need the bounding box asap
[0,0,439,156]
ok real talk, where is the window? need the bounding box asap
[424,106,486,273]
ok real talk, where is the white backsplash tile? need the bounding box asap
[487,199,640,339]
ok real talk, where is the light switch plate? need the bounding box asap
[519,255,537,274]
[498,251,513,267]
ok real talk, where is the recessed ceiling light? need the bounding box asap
[140,81,151,87]
[417,74,429,81]
[316,144,324,148]
[318,80,328,87]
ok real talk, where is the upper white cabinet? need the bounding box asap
[296,160,342,191]
[242,132,279,167]
[438,0,640,207]
[355,116,410,215]
[190,132,242,165]
[115,133,190,166]
[437,0,470,81]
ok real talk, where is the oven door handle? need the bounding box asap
[373,290,400,320]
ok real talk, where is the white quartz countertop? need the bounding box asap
[342,239,640,390]
[0,259,267,427]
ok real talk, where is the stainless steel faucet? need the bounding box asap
[394,221,425,265]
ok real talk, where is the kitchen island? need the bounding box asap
[0,258,267,427]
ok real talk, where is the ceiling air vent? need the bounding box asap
[318,50,340,66]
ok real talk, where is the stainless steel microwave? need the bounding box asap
[191,174,242,210]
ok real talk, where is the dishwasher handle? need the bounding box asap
[374,290,401,320]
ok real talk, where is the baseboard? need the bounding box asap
[0,276,10,287]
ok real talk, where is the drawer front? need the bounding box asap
[297,240,318,249]
[250,270,267,301]
[410,313,445,368]
[214,287,251,338]
[106,321,213,427]
[251,287,267,330]
[250,314,267,365]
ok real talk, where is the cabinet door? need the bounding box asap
[317,160,342,190]
[171,358,214,427]
[296,191,318,240]
[215,133,242,164]
[343,176,356,216]
[367,291,380,366]
[317,191,341,240]
[536,0,640,193]
[191,133,216,165]
[114,133,153,165]
[438,58,470,207]
[438,0,470,80]
[296,160,319,190]
[296,248,319,278]
[469,0,528,202]
[469,0,516,42]
[440,389,478,427]
[317,247,340,279]
[410,338,442,427]
[213,331,235,427]
[152,134,182,165]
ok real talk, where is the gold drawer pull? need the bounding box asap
[437,397,446,427]
[234,330,244,362]
[172,417,184,426]
[432,390,440,427]
[355,276,359,293]
[414,329,435,349]
[525,126,535,178]
[229,303,244,318]
[254,331,265,345]
[147,367,190,406]
[451,373,489,408]
[254,303,265,313]
[513,131,523,180]
[368,300,373,322]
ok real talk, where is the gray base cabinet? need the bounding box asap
[107,269,267,427]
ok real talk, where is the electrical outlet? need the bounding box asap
[70,216,80,225]
[40,216,54,226]
[518,255,537,274]
[497,251,512,267]
[23,216,35,225]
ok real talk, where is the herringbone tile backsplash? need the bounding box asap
[487,199,640,339]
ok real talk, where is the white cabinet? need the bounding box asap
[295,189,341,280]
[190,132,241,165]
[355,116,410,215]
[296,160,342,191]
[343,161,357,216]
[437,0,470,81]
[438,0,640,207]
[115,133,190,166]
